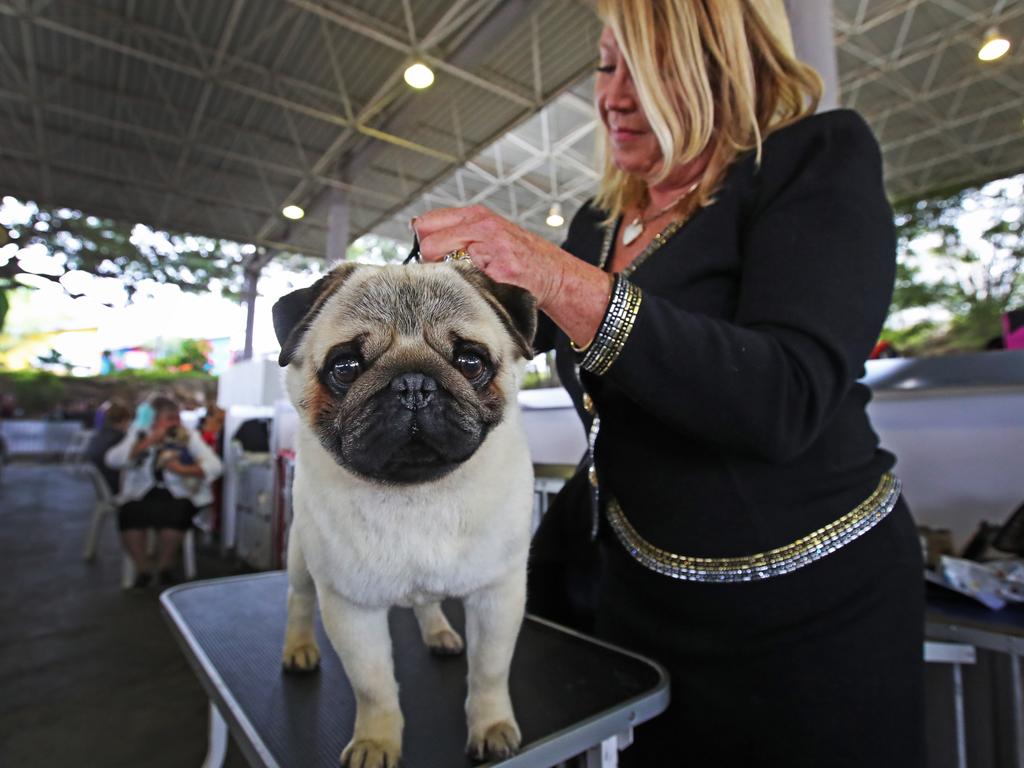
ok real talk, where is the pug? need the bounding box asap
[273,261,537,767]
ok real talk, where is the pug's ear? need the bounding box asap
[272,264,359,367]
[454,264,537,359]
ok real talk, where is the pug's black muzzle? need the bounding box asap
[336,371,486,484]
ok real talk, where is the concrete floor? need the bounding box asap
[0,463,252,767]
[2,461,1020,767]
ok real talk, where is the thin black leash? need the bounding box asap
[403,234,421,264]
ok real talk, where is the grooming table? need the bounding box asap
[161,573,668,768]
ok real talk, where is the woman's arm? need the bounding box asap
[104,429,139,470]
[187,431,223,482]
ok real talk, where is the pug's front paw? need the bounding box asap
[426,627,464,656]
[340,737,401,768]
[467,719,521,762]
[281,639,320,673]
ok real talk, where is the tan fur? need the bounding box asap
[277,263,535,767]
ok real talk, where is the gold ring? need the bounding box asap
[443,248,471,263]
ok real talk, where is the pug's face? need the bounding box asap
[273,263,536,485]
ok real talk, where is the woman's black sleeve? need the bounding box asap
[601,112,896,462]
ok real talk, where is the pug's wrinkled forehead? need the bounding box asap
[273,262,536,371]
[308,265,511,367]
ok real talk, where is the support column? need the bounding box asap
[326,186,350,264]
[241,266,259,361]
[784,0,841,111]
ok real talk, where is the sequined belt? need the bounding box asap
[605,473,901,583]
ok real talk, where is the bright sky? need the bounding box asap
[0,196,371,373]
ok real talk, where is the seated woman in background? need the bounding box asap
[84,401,132,495]
[106,395,222,588]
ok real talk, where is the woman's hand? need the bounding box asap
[130,427,166,459]
[413,205,571,308]
[163,457,204,478]
[413,205,614,347]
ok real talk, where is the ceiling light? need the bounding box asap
[545,203,564,228]
[978,27,1011,61]
[282,204,305,220]
[404,62,435,89]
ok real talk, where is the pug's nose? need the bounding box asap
[391,372,437,410]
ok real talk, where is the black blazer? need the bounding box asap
[536,109,898,559]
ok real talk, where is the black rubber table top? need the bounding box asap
[162,573,668,768]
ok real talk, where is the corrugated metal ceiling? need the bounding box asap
[0,0,1022,262]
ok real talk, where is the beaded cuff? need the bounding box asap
[578,274,642,376]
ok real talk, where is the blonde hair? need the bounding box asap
[593,0,822,221]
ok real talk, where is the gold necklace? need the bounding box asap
[620,179,700,246]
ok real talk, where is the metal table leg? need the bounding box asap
[582,730,632,768]
[925,641,976,768]
[583,736,618,768]
[952,662,967,768]
[1011,654,1024,768]
[201,701,228,768]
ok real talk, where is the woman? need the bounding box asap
[84,401,132,495]
[414,1,924,765]
[106,395,222,588]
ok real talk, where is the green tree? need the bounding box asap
[155,338,213,373]
[0,201,246,332]
[35,347,75,373]
[346,234,409,264]
[886,177,1023,355]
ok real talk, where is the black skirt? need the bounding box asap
[118,487,195,532]
[593,497,925,767]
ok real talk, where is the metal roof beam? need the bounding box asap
[0,3,458,164]
[0,86,405,206]
[887,131,1024,183]
[247,0,510,258]
[0,142,286,228]
[418,0,493,50]
[283,0,537,109]
[18,9,50,201]
[838,2,1024,93]
[162,0,245,223]
[880,101,1021,155]
[319,18,354,122]
[0,89,407,210]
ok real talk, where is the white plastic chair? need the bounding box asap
[121,529,196,589]
[63,428,94,471]
[80,462,197,585]
[82,462,117,561]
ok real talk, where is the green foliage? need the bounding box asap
[0,369,216,417]
[0,369,67,414]
[155,338,213,373]
[346,234,409,264]
[0,200,247,332]
[879,320,941,353]
[890,177,1023,355]
[35,347,75,372]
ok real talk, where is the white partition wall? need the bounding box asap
[217,356,285,409]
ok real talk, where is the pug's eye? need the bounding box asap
[455,351,485,382]
[327,355,362,388]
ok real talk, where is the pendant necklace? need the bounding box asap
[621,179,701,246]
